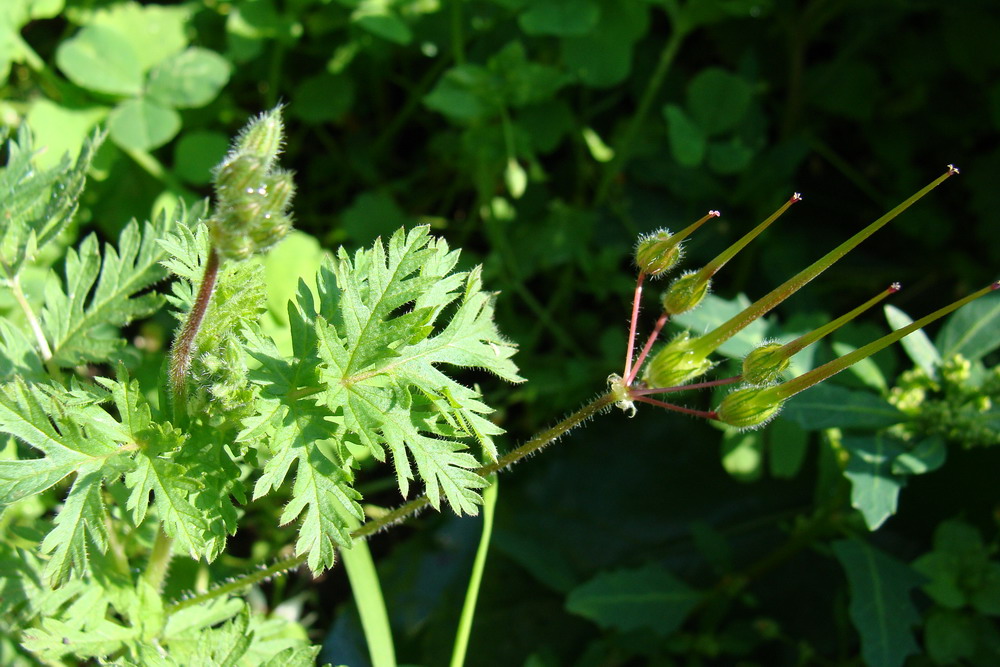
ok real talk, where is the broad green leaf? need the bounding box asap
[24,100,108,169]
[41,211,179,367]
[89,1,190,74]
[706,137,755,174]
[913,519,1000,616]
[519,0,599,36]
[55,24,143,96]
[352,1,411,44]
[721,429,763,481]
[843,434,905,530]
[833,539,923,667]
[686,68,753,136]
[146,48,231,109]
[108,97,182,151]
[891,436,946,476]
[884,304,941,377]
[489,41,569,108]
[173,130,230,185]
[924,609,979,665]
[672,293,769,358]
[291,73,355,124]
[781,384,907,431]
[0,0,65,79]
[936,289,1000,361]
[424,65,503,123]
[832,340,888,392]
[561,0,648,88]
[0,319,45,383]
[767,418,808,478]
[663,103,706,167]
[566,564,701,636]
[0,125,103,277]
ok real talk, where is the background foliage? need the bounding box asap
[2,0,999,665]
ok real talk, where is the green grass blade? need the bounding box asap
[449,476,499,667]
[341,529,396,667]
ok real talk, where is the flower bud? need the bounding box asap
[663,271,711,315]
[209,107,294,261]
[232,107,285,171]
[741,283,901,386]
[634,211,719,278]
[642,332,714,388]
[741,342,789,386]
[716,386,784,429]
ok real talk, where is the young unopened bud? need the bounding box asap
[741,283,901,385]
[642,332,714,388]
[232,107,285,171]
[716,386,784,429]
[634,211,719,278]
[209,107,294,261]
[662,194,800,315]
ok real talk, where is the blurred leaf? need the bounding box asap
[721,429,763,481]
[519,0,599,36]
[924,609,979,665]
[581,127,614,163]
[0,0,65,79]
[108,98,181,151]
[913,519,1000,616]
[706,137,755,174]
[832,340,888,392]
[781,384,906,431]
[89,1,190,74]
[806,60,879,121]
[663,104,705,167]
[490,42,569,108]
[833,539,923,667]
[341,191,409,247]
[671,293,768,358]
[884,304,941,378]
[891,436,946,476]
[767,418,808,478]
[146,47,231,109]
[173,130,229,185]
[561,0,648,88]
[55,24,143,96]
[686,68,753,136]
[566,564,701,636]
[842,434,905,530]
[505,158,527,199]
[352,1,411,45]
[291,73,355,124]
[936,289,1000,362]
[517,101,574,154]
[25,100,107,169]
[671,0,774,31]
[424,65,502,123]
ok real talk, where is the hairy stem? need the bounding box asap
[168,247,220,422]
[143,527,174,593]
[165,392,616,615]
[623,272,646,382]
[627,312,669,385]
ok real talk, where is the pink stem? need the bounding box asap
[626,312,669,385]
[632,375,742,396]
[634,395,719,420]
[623,272,646,382]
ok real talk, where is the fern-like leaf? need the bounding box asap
[0,126,103,278]
[41,205,199,367]
[245,226,520,570]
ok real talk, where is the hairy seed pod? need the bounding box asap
[643,332,713,388]
[742,342,790,386]
[635,230,682,277]
[716,386,784,429]
[663,271,710,315]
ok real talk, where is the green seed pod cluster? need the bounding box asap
[642,332,713,388]
[716,386,784,429]
[635,229,682,277]
[662,271,711,315]
[209,108,294,261]
[741,342,790,386]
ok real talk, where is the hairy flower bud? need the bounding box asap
[642,332,714,388]
[663,271,711,315]
[741,342,789,386]
[209,107,294,261]
[634,211,719,278]
[716,386,784,429]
